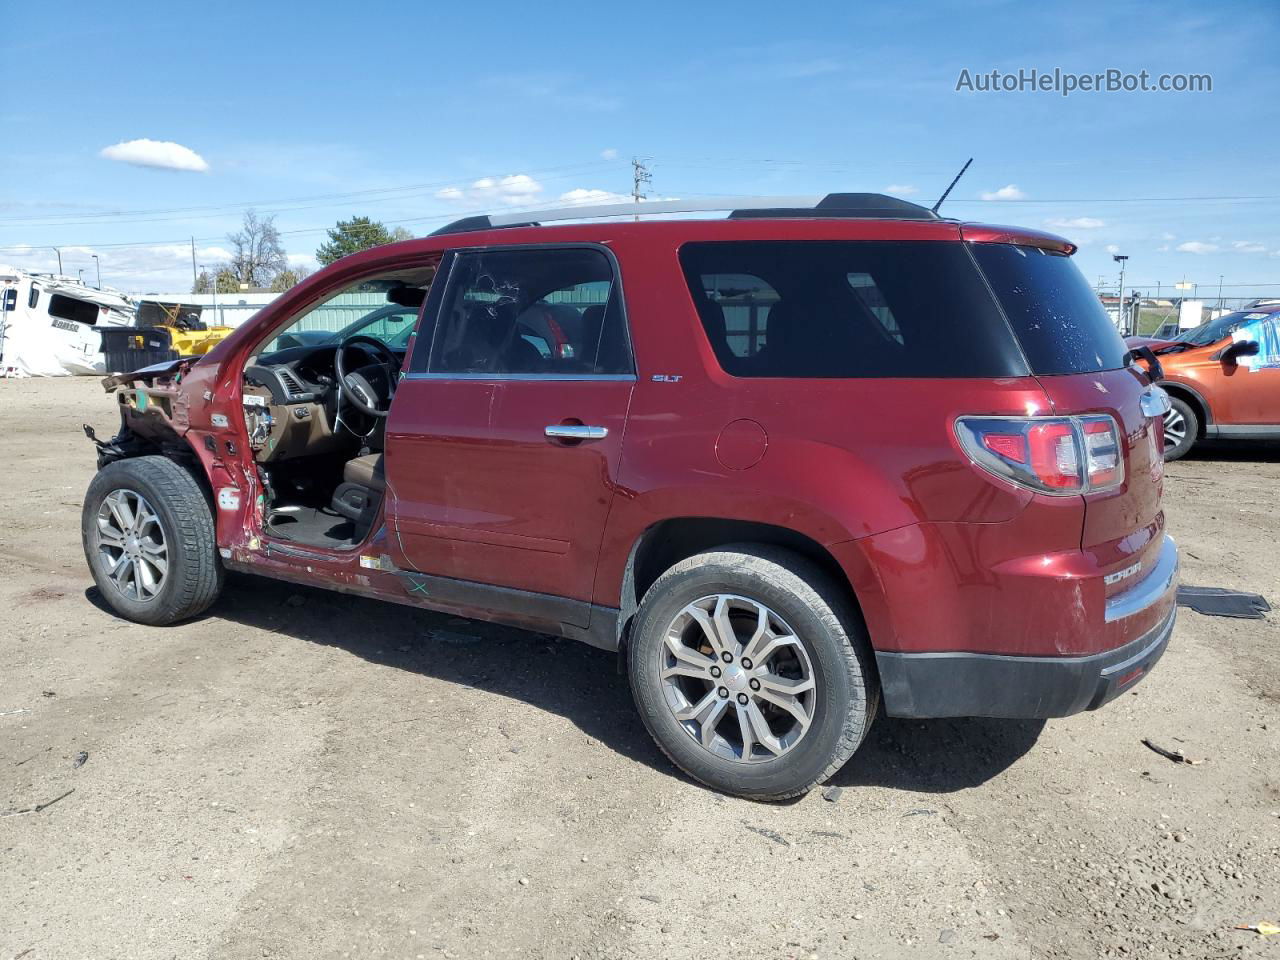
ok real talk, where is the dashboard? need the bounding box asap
[241,342,406,462]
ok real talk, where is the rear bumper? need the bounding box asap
[876,601,1177,720]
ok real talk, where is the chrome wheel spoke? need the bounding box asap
[744,700,784,757]
[743,632,800,669]
[698,698,731,747]
[686,603,731,659]
[675,688,719,724]
[755,686,812,732]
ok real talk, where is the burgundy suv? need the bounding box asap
[81,194,1178,800]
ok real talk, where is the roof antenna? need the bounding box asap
[931,158,973,215]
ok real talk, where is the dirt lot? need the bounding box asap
[2,377,1278,960]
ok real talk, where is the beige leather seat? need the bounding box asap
[343,453,385,491]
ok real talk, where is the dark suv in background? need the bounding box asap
[82,193,1178,800]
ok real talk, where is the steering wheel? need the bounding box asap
[334,334,400,418]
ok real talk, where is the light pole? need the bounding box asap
[92,255,101,289]
[1112,254,1129,334]
[201,265,218,326]
[77,269,85,284]
[50,247,63,275]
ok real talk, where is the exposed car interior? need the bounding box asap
[241,267,434,549]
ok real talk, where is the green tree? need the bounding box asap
[316,216,412,266]
[191,268,239,294]
[270,265,313,292]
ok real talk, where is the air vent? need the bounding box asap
[278,369,305,398]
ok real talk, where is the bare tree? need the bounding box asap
[227,209,288,288]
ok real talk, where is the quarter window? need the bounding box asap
[680,241,1026,378]
[425,247,631,376]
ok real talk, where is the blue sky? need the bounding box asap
[3,0,1278,297]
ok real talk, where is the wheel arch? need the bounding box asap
[611,517,875,662]
[92,418,218,517]
[1160,380,1211,437]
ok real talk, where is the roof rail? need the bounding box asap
[429,193,939,236]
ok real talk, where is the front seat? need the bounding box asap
[342,452,384,491]
[330,453,384,532]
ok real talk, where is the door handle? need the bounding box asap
[545,424,608,441]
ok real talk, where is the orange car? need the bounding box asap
[1127,301,1280,460]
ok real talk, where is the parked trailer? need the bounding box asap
[0,266,136,376]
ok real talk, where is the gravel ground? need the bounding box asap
[2,376,1278,960]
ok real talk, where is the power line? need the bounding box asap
[0,160,620,227]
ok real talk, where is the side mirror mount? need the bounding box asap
[1215,339,1260,364]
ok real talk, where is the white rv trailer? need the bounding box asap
[0,266,136,376]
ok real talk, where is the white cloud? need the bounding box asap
[100,138,209,173]
[1161,232,1177,241]
[980,184,1025,201]
[436,174,545,207]
[1231,240,1266,253]
[559,188,630,205]
[1105,244,1121,254]
[884,184,919,196]
[1176,241,1218,254]
[1045,216,1105,229]
[600,148,619,161]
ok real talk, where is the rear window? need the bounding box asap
[679,241,1027,378]
[971,244,1128,375]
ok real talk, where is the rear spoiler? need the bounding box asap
[101,357,191,391]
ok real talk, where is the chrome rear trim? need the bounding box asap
[1104,535,1178,623]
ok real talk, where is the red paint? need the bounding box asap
[715,419,768,470]
[148,214,1168,668]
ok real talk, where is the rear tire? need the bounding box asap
[1162,397,1198,461]
[82,456,224,625]
[627,545,878,801]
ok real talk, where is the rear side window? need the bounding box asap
[972,244,1128,375]
[425,247,632,376]
[48,293,101,326]
[679,241,1027,378]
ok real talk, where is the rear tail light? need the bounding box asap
[956,415,1125,495]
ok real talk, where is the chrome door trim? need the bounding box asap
[545,425,609,440]
[402,372,636,382]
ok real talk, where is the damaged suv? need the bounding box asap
[82,194,1178,800]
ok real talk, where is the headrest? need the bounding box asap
[386,285,426,308]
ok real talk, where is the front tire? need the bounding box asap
[1162,397,1198,461]
[82,456,224,625]
[627,546,878,801]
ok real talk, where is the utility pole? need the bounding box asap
[201,265,217,325]
[92,254,101,289]
[631,157,652,221]
[1217,274,1224,313]
[191,237,198,292]
[1112,254,1129,334]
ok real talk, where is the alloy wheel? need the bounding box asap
[96,489,168,602]
[659,594,816,763]
[1163,407,1188,445]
